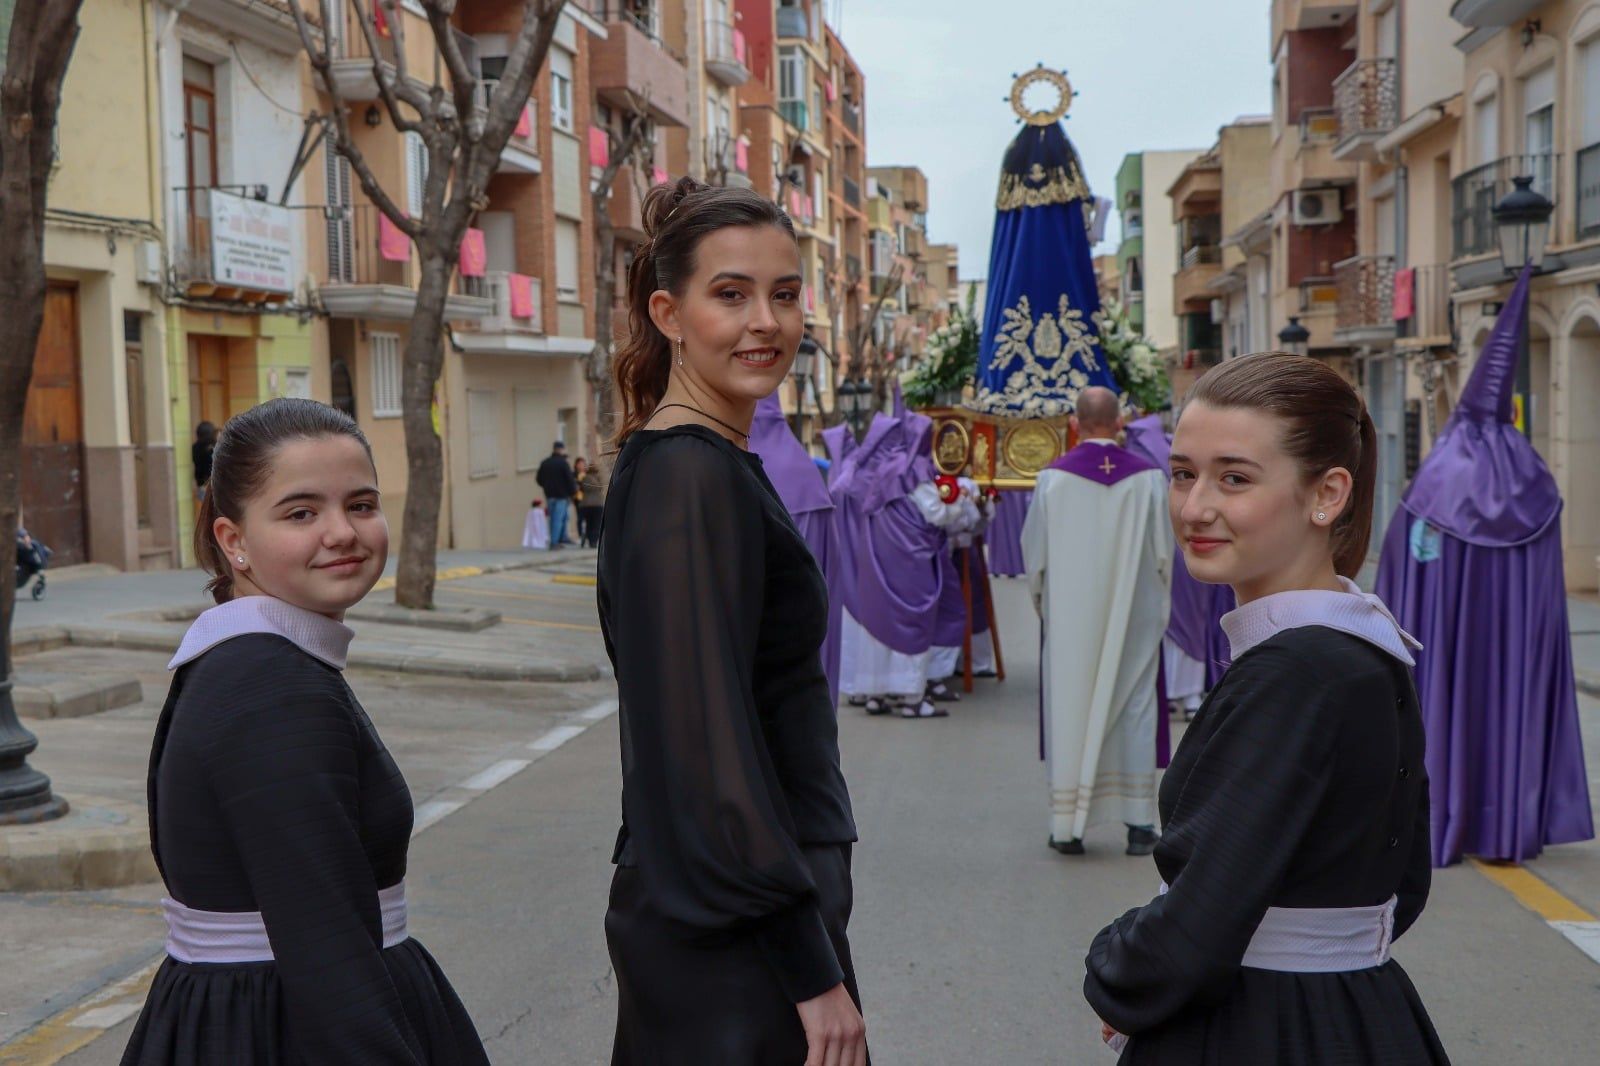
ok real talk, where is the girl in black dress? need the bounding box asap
[1085,353,1449,1064]
[600,177,868,1066]
[123,398,487,1065]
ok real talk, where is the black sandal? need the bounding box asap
[864,697,892,716]
[900,699,949,719]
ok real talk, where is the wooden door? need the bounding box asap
[187,335,231,430]
[21,283,87,565]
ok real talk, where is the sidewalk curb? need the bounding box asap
[1579,670,1600,699]
[0,794,158,892]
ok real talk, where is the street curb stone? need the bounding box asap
[13,674,143,719]
[0,795,158,891]
[345,603,502,631]
[1578,670,1600,699]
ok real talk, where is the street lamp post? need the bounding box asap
[1493,174,1555,441]
[1278,316,1311,357]
[838,378,868,438]
[791,336,818,440]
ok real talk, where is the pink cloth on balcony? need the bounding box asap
[374,3,390,38]
[589,126,610,168]
[652,166,669,187]
[825,78,836,102]
[379,212,411,263]
[734,137,749,173]
[460,228,486,277]
[515,104,533,139]
[1393,267,1415,321]
[508,273,536,319]
[733,28,747,64]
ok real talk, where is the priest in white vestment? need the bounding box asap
[1022,388,1172,856]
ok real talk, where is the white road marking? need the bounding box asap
[68,1001,144,1029]
[580,698,619,722]
[1550,920,1600,966]
[528,724,587,753]
[412,799,465,836]
[458,759,532,792]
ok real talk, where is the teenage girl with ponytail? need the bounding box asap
[598,177,868,1065]
[1084,353,1449,1063]
[123,398,487,1065]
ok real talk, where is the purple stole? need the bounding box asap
[1047,440,1159,485]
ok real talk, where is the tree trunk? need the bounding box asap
[587,192,618,459]
[393,248,454,609]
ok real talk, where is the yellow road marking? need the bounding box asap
[439,587,582,607]
[1470,858,1596,923]
[371,565,486,593]
[499,616,603,633]
[551,574,598,587]
[0,958,161,1064]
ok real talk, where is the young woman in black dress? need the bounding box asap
[123,399,487,1065]
[1085,353,1449,1064]
[599,177,868,1066]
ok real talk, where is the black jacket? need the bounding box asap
[536,453,578,499]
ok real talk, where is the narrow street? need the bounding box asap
[6,569,1593,1065]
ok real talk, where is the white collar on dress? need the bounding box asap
[1221,577,1421,666]
[169,595,355,672]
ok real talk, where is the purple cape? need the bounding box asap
[832,411,947,656]
[821,423,856,489]
[1376,265,1593,866]
[749,394,843,708]
[987,490,1031,577]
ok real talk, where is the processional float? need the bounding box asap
[917,67,1127,691]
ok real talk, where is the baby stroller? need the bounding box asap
[15,527,51,601]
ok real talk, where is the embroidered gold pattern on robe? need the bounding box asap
[995,162,1091,211]
[972,292,1103,417]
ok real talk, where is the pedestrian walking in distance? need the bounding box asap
[122,398,488,1065]
[575,456,607,548]
[1085,353,1447,1064]
[598,176,868,1066]
[536,440,578,548]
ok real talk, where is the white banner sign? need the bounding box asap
[209,190,295,294]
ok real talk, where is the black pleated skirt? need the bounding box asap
[1120,959,1450,1065]
[119,938,488,1065]
[606,843,865,1066]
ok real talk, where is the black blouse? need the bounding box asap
[599,425,858,1003]
[1085,626,1433,1036]
[149,634,423,1060]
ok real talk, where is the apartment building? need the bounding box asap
[925,243,963,317]
[20,0,171,572]
[865,166,937,372]
[1268,0,1360,373]
[1114,150,1203,359]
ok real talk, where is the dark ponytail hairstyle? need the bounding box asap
[1188,352,1378,578]
[613,176,798,444]
[195,398,375,604]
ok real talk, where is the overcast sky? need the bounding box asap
[833,0,1274,276]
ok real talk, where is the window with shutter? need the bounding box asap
[325,147,354,282]
[468,390,500,478]
[406,132,428,218]
[1582,38,1600,148]
[513,387,545,472]
[556,219,580,301]
[370,333,403,418]
[550,48,574,132]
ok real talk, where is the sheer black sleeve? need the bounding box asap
[1084,644,1339,1035]
[196,640,422,1064]
[612,435,845,1004]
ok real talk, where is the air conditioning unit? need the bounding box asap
[135,240,163,286]
[1292,188,1342,226]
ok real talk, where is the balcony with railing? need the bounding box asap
[842,101,860,137]
[1393,264,1453,347]
[1333,253,1396,344]
[779,99,809,133]
[843,176,861,210]
[474,82,541,174]
[591,3,690,127]
[453,271,548,354]
[776,4,808,38]
[171,185,298,302]
[315,203,491,321]
[1578,142,1600,243]
[705,20,749,86]
[1333,58,1397,163]
[1173,244,1222,310]
[1452,153,1557,260]
[1289,106,1358,190]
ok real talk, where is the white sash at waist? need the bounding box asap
[162,881,409,964]
[1160,883,1397,973]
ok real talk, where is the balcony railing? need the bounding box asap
[1298,276,1340,314]
[705,21,749,86]
[171,185,296,299]
[320,203,408,288]
[779,99,809,133]
[1452,153,1557,259]
[843,176,861,208]
[842,101,860,136]
[1393,264,1453,344]
[776,5,808,38]
[466,270,544,335]
[1334,254,1395,335]
[1299,107,1340,145]
[1579,142,1600,242]
[1179,244,1222,269]
[846,254,862,281]
[1333,58,1397,160]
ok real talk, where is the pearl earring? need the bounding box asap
[237,556,245,564]
[675,337,685,368]
[1315,512,1327,523]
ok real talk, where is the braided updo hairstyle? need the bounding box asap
[611,176,798,444]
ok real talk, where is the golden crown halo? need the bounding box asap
[1010,67,1073,127]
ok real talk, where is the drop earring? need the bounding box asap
[675,337,685,368]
